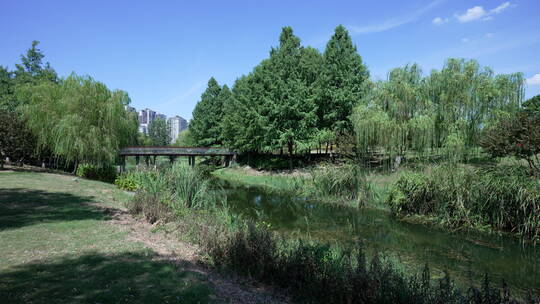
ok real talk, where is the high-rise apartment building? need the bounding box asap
[138,108,166,135]
[168,115,188,143]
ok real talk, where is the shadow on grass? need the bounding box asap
[0,251,213,304]
[0,188,107,231]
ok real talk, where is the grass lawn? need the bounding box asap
[0,171,214,304]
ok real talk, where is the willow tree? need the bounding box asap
[353,64,434,160]
[425,59,524,151]
[353,59,525,163]
[20,74,138,171]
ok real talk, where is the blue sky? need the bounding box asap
[1,0,539,119]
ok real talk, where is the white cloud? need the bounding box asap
[527,74,540,86]
[456,6,487,22]
[461,38,470,43]
[350,0,443,34]
[455,2,513,23]
[491,2,511,14]
[432,17,449,25]
[485,33,495,38]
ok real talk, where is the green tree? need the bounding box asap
[0,66,15,111]
[190,78,223,146]
[173,129,196,147]
[317,25,370,137]
[14,41,57,84]
[222,73,267,152]
[148,117,170,146]
[222,27,323,156]
[0,110,36,168]
[265,27,319,155]
[21,74,138,171]
[523,94,540,118]
[1,41,57,112]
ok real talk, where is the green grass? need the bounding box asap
[213,167,304,193]
[0,171,214,304]
[214,166,400,210]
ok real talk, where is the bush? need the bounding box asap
[481,109,540,175]
[388,165,540,241]
[167,163,216,210]
[76,164,117,183]
[307,164,373,205]
[125,170,170,223]
[114,171,141,191]
[125,163,220,223]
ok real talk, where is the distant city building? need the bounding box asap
[168,115,188,143]
[138,108,166,135]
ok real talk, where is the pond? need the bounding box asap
[219,181,540,295]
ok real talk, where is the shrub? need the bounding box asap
[126,170,170,223]
[481,109,540,175]
[125,163,220,223]
[76,164,116,183]
[388,165,540,241]
[114,171,140,191]
[124,162,539,303]
[309,164,371,204]
[167,163,216,210]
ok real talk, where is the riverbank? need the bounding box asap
[214,164,540,242]
[213,165,395,210]
[0,170,285,303]
[122,163,540,303]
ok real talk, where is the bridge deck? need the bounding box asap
[119,146,236,157]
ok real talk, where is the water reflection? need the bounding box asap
[218,181,539,294]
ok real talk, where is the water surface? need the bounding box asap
[220,182,540,295]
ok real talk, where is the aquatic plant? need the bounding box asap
[388,164,540,242]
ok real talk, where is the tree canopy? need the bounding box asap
[352,59,525,160]
[148,117,171,146]
[20,74,138,167]
[196,25,368,155]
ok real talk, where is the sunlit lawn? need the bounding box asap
[0,171,214,304]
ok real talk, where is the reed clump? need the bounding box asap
[125,163,219,223]
[200,220,537,304]
[388,164,540,242]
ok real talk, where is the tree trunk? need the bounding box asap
[72,160,79,175]
[288,141,294,171]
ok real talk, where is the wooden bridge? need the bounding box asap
[118,146,236,171]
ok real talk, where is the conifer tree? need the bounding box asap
[190,77,223,146]
[265,27,319,155]
[317,25,369,137]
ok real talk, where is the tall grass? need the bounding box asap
[308,164,374,206]
[124,162,539,303]
[200,221,537,304]
[125,163,220,222]
[388,164,540,242]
